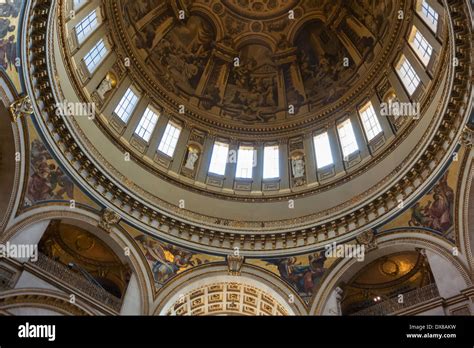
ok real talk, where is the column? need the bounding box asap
[196,134,215,183]
[169,125,190,172]
[252,143,264,192]
[145,113,169,158]
[120,273,142,315]
[223,141,238,190]
[304,134,317,183]
[424,249,467,299]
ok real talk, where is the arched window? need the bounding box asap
[417,0,439,33]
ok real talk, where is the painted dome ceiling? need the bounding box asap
[28,0,469,256]
[115,0,399,136]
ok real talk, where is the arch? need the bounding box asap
[0,288,96,315]
[1,206,153,315]
[311,230,472,315]
[233,33,278,53]
[0,72,24,233]
[153,263,307,315]
[286,12,327,44]
[189,4,224,41]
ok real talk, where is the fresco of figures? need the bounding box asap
[409,171,455,234]
[25,139,74,206]
[134,234,222,286]
[266,252,328,300]
[0,0,21,88]
[117,0,400,125]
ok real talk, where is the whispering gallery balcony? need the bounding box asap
[28,253,122,312]
[352,283,441,316]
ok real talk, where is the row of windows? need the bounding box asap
[113,85,385,178]
[72,0,440,183]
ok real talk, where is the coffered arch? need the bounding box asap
[153,263,307,315]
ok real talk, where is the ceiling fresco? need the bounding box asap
[118,0,401,131]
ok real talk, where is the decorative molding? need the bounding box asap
[9,95,33,123]
[226,255,244,276]
[356,230,378,251]
[98,208,121,233]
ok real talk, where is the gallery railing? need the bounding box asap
[352,283,440,316]
[32,252,122,312]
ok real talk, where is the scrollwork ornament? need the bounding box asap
[10,95,33,122]
[98,208,121,232]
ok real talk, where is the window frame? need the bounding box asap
[395,55,421,96]
[313,131,334,169]
[208,141,230,176]
[134,106,160,142]
[263,144,280,180]
[358,101,383,142]
[113,87,140,123]
[235,145,255,180]
[337,118,359,159]
[83,39,109,73]
[157,121,182,157]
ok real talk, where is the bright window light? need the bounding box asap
[396,55,421,96]
[313,132,333,169]
[135,107,159,142]
[74,0,87,10]
[337,119,359,159]
[84,39,108,73]
[236,146,254,179]
[75,10,98,44]
[158,122,181,157]
[419,0,439,32]
[209,142,229,176]
[114,88,139,123]
[409,27,433,66]
[263,145,279,179]
[359,102,383,141]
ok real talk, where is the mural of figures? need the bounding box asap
[145,15,215,96]
[25,139,74,206]
[122,0,163,27]
[266,252,328,298]
[296,20,357,105]
[117,1,401,126]
[344,0,395,40]
[134,234,221,286]
[223,44,279,123]
[409,171,454,233]
[0,0,22,89]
